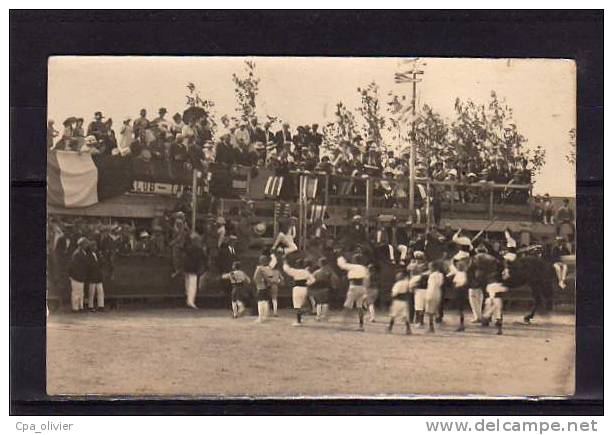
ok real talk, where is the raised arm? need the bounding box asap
[268,253,278,269]
[282,261,299,278]
[337,255,355,272]
[272,232,284,250]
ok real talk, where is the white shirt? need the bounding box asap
[427,271,445,293]
[452,271,468,288]
[391,279,411,297]
[337,256,368,280]
[282,263,315,286]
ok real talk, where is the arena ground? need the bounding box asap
[47,308,575,398]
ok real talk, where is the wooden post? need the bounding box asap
[489,186,495,220]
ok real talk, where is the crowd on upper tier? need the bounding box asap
[48,107,536,202]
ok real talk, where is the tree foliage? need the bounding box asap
[185,82,217,133]
[322,102,358,156]
[447,91,546,176]
[356,82,386,149]
[231,60,260,122]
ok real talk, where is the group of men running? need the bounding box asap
[211,216,563,336]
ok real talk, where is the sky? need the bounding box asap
[48,56,576,196]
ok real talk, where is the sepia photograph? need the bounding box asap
[45,56,577,398]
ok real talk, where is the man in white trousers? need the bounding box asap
[337,252,370,331]
[183,233,207,309]
[467,244,490,323]
[282,258,315,326]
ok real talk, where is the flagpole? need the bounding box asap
[395,61,424,224]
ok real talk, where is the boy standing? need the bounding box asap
[253,255,275,323]
[221,261,250,318]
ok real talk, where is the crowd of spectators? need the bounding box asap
[48,107,537,207]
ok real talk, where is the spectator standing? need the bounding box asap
[87,111,106,140]
[171,113,185,138]
[235,122,251,150]
[542,194,554,224]
[47,120,59,149]
[152,107,172,131]
[68,237,90,312]
[133,109,150,139]
[555,198,575,240]
[117,116,133,156]
[275,122,293,147]
[86,240,105,312]
[183,233,207,309]
[74,118,85,139]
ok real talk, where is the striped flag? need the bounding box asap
[308,204,327,223]
[339,180,354,196]
[264,175,284,198]
[303,176,318,199]
[47,150,133,208]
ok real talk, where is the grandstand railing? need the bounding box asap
[128,162,533,221]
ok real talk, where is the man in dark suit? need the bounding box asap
[68,237,90,312]
[217,235,239,275]
[216,235,243,312]
[275,122,293,147]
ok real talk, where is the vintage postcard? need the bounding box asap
[46,56,576,397]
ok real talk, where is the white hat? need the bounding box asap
[413,251,425,259]
[453,251,470,261]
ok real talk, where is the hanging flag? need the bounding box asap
[47,150,133,208]
[309,204,328,223]
[264,175,284,198]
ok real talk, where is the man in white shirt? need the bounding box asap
[282,258,315,326]
[337,252,370,331]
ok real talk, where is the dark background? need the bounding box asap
[10,10,603,415]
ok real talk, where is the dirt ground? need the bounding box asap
[47,308,575,398]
